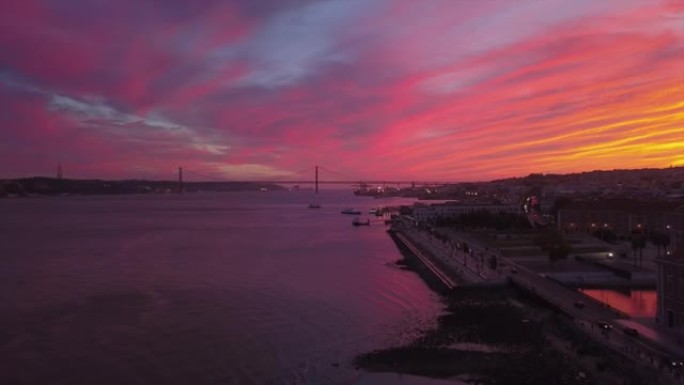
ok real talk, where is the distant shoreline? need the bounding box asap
[0,177,286,197]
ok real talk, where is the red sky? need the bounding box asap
[1,0,683,181]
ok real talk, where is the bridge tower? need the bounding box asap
[315,165,319,194]
[178,167,184,193]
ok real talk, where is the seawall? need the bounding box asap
[388,229,457,293]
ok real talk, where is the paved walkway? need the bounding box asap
[397,229,483,284]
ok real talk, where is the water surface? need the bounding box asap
[578,288,657,319]
[0,191,443,385]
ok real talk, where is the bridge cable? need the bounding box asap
[317,166,359,181]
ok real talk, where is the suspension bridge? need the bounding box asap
[177,165,454,193]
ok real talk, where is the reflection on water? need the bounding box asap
[578,288,657,318]
[0,191,443,385]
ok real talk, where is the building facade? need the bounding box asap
[664,211,684,255]
[656,257,684,331]
[656,212,684,331]
[557,201,682,237]
[412,203,521,224]
[557,209,630,235]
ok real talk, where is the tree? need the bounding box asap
[535,228,572,263]
[550,196,572,217]
[630,233,646,267]
[591,228,617,243]
[650,231,671,258]
[489,254,498,271]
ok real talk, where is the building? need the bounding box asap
[412,202,521,224]
[557,199,681,237]
[656,212,684,331]
[558,209,630,235]
[664,211,684,254]
[656,256,684,330]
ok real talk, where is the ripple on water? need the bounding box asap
[0,193,442,385]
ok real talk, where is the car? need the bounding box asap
[670,360,683,369]
[597,321,612,330]
[573,301,586,309]
[622,327,639,337]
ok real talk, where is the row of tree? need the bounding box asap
[433,210,531,230]
[630,230,671,267]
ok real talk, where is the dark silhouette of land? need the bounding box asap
[0,177,286,197]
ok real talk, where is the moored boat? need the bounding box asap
[308,203,321,209]
[352,217,371,226]
[341,208,362,215]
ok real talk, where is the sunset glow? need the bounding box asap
[1,0,683,181]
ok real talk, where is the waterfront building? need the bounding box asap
[656,255,684,331]
[412,202,520,224]
[664,211,684,254]
[557,199,680,237]
[558,209,630,235]
[656,214,684,331]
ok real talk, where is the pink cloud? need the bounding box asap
[1,0,682,181]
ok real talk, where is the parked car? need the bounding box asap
[622,327,639,337]
[573,301,586,309]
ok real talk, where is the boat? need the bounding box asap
[341,208,362,215]
[352,217,371,226]
[308,203,321,209]
[369,208,378,215]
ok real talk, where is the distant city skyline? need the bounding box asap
[1,0,682,181]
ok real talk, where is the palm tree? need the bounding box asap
[651,231,671,258]
[630,234,646,266]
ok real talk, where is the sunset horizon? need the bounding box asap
[2,0,683,181]
[4,164,684,185]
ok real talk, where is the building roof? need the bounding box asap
[561,198,683,213]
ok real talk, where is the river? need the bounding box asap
[0,191,445,385]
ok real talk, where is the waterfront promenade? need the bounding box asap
[389,219,684,383]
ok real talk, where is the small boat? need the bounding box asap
[352,217,371,226]
[308,203,321,209]
[341,208,362,215]
[369,208,378,215]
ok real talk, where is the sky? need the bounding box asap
[1,0,683,182]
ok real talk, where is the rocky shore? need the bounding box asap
[356,281,660,384]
